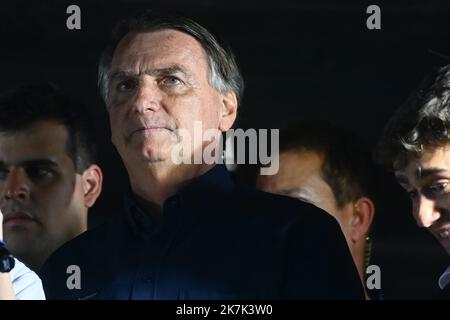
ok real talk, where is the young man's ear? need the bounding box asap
[81,164,103,208]
[350,197,375,242]
[218,91,238,132]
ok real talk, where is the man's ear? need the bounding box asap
[349,197,375,242]
[218,91,238,132]
[81,164,103,208]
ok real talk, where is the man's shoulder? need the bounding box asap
[39,219,120,275]
[232,184,337,225]
[49,220,113,257]
[38,220,120,299]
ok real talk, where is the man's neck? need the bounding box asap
[127,161,215,208]
[24,250,48,273]
[353,240,371,299]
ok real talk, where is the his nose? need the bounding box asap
[131,78,162,114]
[3,169,30,202]
[414,195,441,228]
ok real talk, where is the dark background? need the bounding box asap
[1,0,450,299]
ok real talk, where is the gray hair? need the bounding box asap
[98,11,244,108]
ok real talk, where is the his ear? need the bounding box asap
[218,91,238,132]
[349,197,375,242]
[81,164,103,208]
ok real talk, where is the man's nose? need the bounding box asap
[132,78,162,114]
[414,195,441,228]
[3,169,30,202]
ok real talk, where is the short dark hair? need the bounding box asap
[0,83,97,173]
[376,65,450,170]
[98,11,244,107]
[277,120,379,209]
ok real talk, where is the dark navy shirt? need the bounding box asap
[40,164,364,300]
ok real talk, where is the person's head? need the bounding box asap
[257,120,377,278]
[377,65,450,256]
[98,11,243,181]
[0,84,103,271]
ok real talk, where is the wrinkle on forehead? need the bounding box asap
[111,30,209,76]
[396,146,450,183]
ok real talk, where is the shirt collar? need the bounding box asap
[179,164,234,196]
[123,164,235,238]
[123,192,159,239]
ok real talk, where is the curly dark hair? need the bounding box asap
[376,65,450,170]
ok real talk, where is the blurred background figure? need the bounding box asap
[257,120,380,299]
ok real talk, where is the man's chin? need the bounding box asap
[141,149,171,163]
[123,140,171,161]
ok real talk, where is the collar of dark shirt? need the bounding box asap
[123,164,235,238]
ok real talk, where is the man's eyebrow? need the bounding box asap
[109,70,133,80]
[0,159,59,168]
[416,167,446,179]
[109,65,189,80]
[395,168,448,184]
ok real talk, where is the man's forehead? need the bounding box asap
[0,158,59,168]
[0,122,69,159]
[281,149,324,166]
[112,29,206,66]
[263,152,327,188]
[395,157,449,184]
[0,120,68,141]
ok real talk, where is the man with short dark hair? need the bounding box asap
[0,84,103,272]
[40,12,363,300]
[377,65,450,292]
[257,120,379,299]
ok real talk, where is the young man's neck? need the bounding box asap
[353,239,370,299]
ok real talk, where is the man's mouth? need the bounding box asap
[128,126,170,138]
[3,211,35,226]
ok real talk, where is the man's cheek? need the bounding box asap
[437,196,450,211]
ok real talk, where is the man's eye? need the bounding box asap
[0,168,8,180]
[26,167,54,181]
[161,77,182,86]
[427,182,449,195]
[117,79,138,92]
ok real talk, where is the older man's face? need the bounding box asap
[107,30,226,166]
[395,145,450,255]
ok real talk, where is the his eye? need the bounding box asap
[427,182,449,195]
[117,78,138,92]
[26,167,54,182]
[161,76,182,86]
[0,168,8,181]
